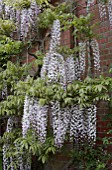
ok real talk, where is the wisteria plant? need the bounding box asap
[0,0,112,170]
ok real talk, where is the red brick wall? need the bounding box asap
[75,0,112,153]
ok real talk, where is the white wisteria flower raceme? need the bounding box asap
[22,96,48,143]
[49,19,61,52]
[98,0,107,21]
[86,0,94,13]
[3,117,14,170]
[29,99,48,143]
[3,117,28,170]
[0,0,40,40]
[70,105,84,143]
[41,19,71,147]
[70,105,97,144]
[108,0,112,27]
[51,102,70,147]
[86,105,97,144]
[22,96,31,137]
[65,55,76,83]
[90,39,101,72]
[79,42,86,75]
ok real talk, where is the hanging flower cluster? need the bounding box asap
[0,0,40,40]
[86,0,94,13]
[70,105,84,143]
[41,20,77,147]
[79,39,100,75]
[3,117,14,170]
[3,117,31,170]
[79,42,86,75]
[87,0,112,28]
[1,82,7,100]
[108,0,112,27]
[90,39,100,71]
[41,19,98,146]
[22,18,99,147]
[22,96,48,143]
[98,0,107,21]
[65,55,78,83]
[99,0,112,27]
[86,105,97,144]
[22,96,31,137]
[70,105,96,145]
[51,102,70,147]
